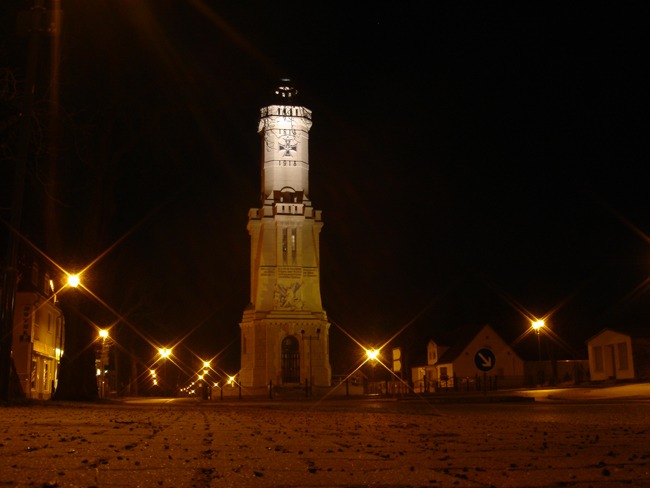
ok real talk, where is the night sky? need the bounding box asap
[2,2,648,376]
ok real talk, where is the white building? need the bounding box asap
[586,328,650,382]
[239,81,331,390]
[9,254,65,399]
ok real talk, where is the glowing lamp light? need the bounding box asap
[67,274,80,288]
[532,320,545,332]
[366,348,379,361]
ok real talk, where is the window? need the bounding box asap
[439,366,448,380]
[30,358,37,390]
[56,317,62,343]
[282,228,288,264]
[618,342,629,370]
[43,362,49,391]
[593,346,603,372]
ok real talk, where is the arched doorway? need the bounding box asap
[281,335,300,383]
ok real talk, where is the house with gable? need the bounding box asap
[411,324,525,392]
[587,328,650,382]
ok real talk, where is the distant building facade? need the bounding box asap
[239,81,331,389]
[5,249,65,399]
[411,324,525,391]
[587,328,650,382]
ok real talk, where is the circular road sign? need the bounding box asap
[474,348,495,372]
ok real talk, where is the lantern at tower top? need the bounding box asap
[271,80,298,105]
[259,79,312,120]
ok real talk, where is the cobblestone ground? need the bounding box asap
[0,399,649,487]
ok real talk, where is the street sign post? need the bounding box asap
[474,348,495,395]
[474,348,495,372]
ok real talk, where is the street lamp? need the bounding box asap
[365,348,379,362]
[158,348,172,396]
[531,320,545,362]
[531,319,546,386]
[67,274,80,288]
[96,329,109,399]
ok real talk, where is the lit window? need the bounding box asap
[30,359,37,389]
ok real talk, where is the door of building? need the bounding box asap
[281,335,300,383]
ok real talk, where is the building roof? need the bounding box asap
[436,323,502,364]
[586,327,650,344]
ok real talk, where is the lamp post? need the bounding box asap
[158,348,171,396]
[532,320,545,386]
[201,361,210,400]
[532,320,545,362]
[364,348,380,394]
[301,328,320,397]
[97,329,108,399]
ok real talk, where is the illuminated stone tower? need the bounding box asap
[239,80,331,389]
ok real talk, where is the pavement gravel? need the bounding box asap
[1,391,649,487]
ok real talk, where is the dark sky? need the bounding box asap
[3,2,649,373]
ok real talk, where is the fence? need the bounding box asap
[406,374,528,394]
[202,374,532,401]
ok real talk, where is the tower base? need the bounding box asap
[239,308,331,389]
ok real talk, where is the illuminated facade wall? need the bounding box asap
[239,81,331,389]
[438,329,524,379]
[12,292,64,399]
[587,329,635,381]
[411,325,525,390]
